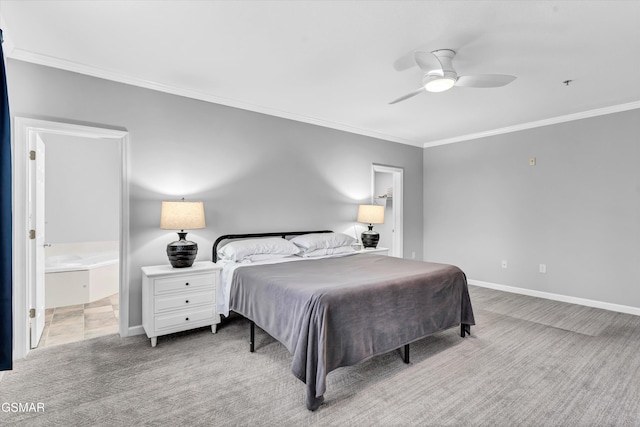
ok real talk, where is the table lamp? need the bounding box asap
[357,204,385,248]
[160,199,206,268]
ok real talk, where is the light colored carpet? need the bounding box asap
[1,286,640,426]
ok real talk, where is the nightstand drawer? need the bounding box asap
[155,306,216,330]
[155,290,215,312]
[154,273,214,295]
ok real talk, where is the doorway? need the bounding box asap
[371,164,403,258]
[12,118,129,360]
[39,133,121,347]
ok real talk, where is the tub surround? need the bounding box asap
[45,266,118,309]
[45,241,119,309]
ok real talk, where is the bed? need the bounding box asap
[213,230,475,410]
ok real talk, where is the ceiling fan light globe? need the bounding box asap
[424,77,456,93]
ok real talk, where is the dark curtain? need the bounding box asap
[0,28,13,371]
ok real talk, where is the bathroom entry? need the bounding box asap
[372,164,403,258]
[36,133,121,348]
[14,118,128,360]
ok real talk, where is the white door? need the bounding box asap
[29,135,46,348]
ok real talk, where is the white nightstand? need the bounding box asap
[142,261,221,347]
[354,247,389,256]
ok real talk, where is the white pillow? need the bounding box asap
[298,245,355,258]
[290,232,355,252]
[218,237,300,262]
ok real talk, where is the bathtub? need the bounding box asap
[45,251,119,273]
[45,248,119,309]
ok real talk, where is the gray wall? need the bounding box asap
[42,133,120,244]
[8,59,424,327]
[423,109,640,309]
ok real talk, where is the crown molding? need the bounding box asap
[9,48,637,150]
[7,49,422,147]
[423,101,640,148]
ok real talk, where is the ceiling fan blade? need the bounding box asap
[393,51,421,72]
[388,88,425,105]
[455,74,517,88]
[414,51,444,76]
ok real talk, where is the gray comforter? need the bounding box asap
[229,254,475,410]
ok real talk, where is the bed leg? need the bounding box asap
[461,323,471,337]
[403,344,410,364]
[250,321,255,353]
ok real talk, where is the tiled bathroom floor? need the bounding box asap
[39,293,119,348]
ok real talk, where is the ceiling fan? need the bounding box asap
[389,49,516,104]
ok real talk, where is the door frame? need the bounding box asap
[371,164,403,258]
[12,117,130,360]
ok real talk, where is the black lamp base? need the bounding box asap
[167,231,198,268]
[361,225,379,249]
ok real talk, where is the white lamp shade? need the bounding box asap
[160,201,206,230]
[357,204,385,224]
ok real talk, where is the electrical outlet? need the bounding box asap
[529,157,536,166]
[539,264,546,273]
[501,260,508,269]
[411,251,416,259]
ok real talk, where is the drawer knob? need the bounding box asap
[185,300,189,304]
[185,317,189,321]
[185,282,189,286]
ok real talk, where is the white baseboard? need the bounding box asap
[468,279,640,317]
[127,325,145,337]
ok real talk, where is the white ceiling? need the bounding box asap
[2,1,639,147]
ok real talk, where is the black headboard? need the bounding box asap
[212,230,333,262]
